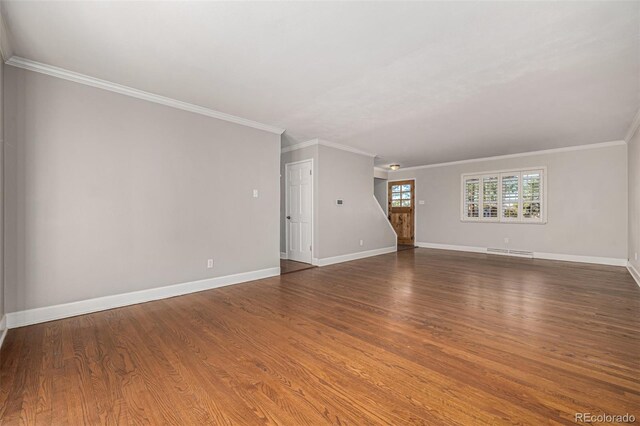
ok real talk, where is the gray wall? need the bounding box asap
[280,143,396,260]
[316,145,395,259]
[374,177,387,215]
[4,66,281,313]
[629,126,639,272]
[390,144,628,259]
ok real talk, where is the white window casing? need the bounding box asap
[461,167,547,224]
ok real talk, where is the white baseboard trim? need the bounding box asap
[315,246,397,267]
[416,242,486,253]
[6,267,280,329]
[534,252,627,267]
[628,262,640,288]
[0,315,7,350]
[280,252,288,260]
[416,242,627,266]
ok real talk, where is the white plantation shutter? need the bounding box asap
[463,177,480,219]
[461,168,546,223]
[501,173,520,220]
[522,171,543,221]
[482,176,499,219]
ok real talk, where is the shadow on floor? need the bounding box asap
[281,259,317,275]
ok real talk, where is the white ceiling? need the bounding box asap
[2,1,639,167]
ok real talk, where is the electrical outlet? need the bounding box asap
[252,189,259,198]
[635,252,638,261]
[418,200,425,205]
[207,259,214,269]
[359,239,364,246]
[504,237,509,244]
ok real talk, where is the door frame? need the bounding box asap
[387,178,417,245]
[284,159,314,264]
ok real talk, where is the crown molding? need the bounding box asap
[281,139,319,153]
[281,138,376,158]
[5,56,285,135]
[624,108,640,143]
[318,139,376,158]
[388,140,627,173]
[373,167,389,179]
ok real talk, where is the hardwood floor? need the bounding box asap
[280,259,316,275]
[1,248,639,425]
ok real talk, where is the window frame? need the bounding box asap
[460,167,547,224]
[481,174,500,222]
[390,182,413,208]
[462,176,481,221]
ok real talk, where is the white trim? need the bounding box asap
[416,242,487,253]
[281,139,319,153]
[627,262,640,288]
[316,246,397,267]
[534,252,627,267]
[0,315,7,351]
[5,267,280,329]
[388,178,417,244]
[388,140,626,172]
[5,56,285,135]
[0,13,13,61]
[415,242,627,266]
[373,168,388,180]
[625,108,640,143]
[318,139,376,158]
[284,158,314,265]
[280,252,288,260]
[373,194,397,238]
[281,138,376,158]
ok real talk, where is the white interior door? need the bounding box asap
[286,161,313,264]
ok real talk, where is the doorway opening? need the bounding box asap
[388,179,416,250]
[280,259,316,275]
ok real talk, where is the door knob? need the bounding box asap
[286,216,291,219]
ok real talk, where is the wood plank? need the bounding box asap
[1,248,638,424]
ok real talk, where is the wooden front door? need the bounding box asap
[388,180,415,245]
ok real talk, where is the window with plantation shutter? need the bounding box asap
[482,176,498,219]
[463,177,480,219]
[522,171,542,220]
[501,173,520,220]
[461,168,546,223]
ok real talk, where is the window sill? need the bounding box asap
[460,219,547,225]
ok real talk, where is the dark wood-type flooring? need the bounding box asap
[1,248,639,424]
